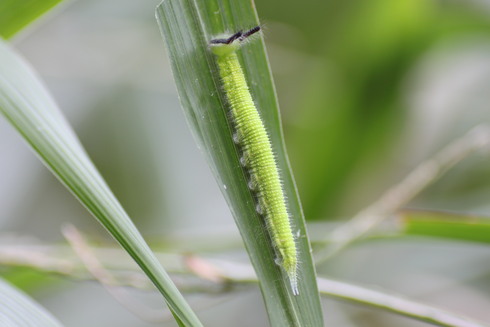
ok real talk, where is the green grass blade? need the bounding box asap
[0,277,63,326]
[0,39,202,327]
[400,210,490,244]
[0,0,65,39]
[156,1,323,326]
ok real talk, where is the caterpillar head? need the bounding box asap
[210,26,261,56]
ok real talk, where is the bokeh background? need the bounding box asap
[1,0,490,326]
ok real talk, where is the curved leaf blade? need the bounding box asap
[0,39,201,327]
[0,277,63,327]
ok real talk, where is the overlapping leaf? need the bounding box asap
[0,39,201,327]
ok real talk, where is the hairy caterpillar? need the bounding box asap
[210,26,299,295]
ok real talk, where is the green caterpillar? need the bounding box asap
[210,26,299,295]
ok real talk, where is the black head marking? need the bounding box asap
[210,30,242,44]
[226,30,243,44]
[240,26,261,40]
[210,26,261,45]
[210,38,228,44]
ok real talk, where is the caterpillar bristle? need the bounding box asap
[289,271,299,296]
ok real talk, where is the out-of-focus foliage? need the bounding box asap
[0,0,65,39]
[257,0,490,220]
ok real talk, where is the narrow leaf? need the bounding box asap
[0,39,201,326]
[0,277,63,327]
[156,0,323,326]
[400,210,490,243]
[0,0,65,39]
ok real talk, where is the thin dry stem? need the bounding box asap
[62,224,173,323]
[0,236,487,327]
[315,125,490,263]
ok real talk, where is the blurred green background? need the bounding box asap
[1,0,490,326]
